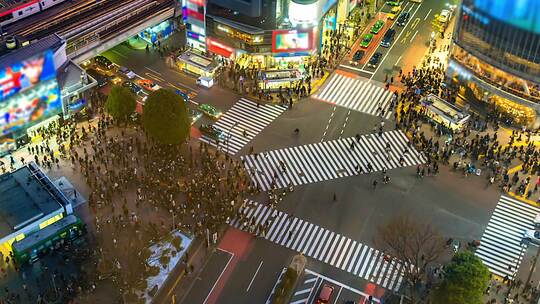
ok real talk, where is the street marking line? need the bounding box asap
[395,55,403,65]
[410,30,419,43]
[111,50,128,59]
[202,249,234,304]
[145,66,163,76]
[338,64,375,74]
[424,9,432,20]
[411,17,420,29]
[371,2,423,80]
[246,261,264,292]
[305,269,381,303]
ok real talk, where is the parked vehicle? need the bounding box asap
[94,55,114,71]
[367,52,383,68]
[316,284,334,304]
[381,29,396,47]
[350,50,366,65]
[86,68,109,87]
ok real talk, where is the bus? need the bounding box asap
[12,215,86,265]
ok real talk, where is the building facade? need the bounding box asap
[200,0,358,69]
[446,0,540,127]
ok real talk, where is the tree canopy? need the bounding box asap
[142,88,190,145]
[375,214,447,302]
[433,251,490,304]
[105,85,137,123]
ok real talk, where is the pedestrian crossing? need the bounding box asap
[289,273,319,304]
[199,98,287,155]
[476,195,539,278]
[314,73,395,119]
[231,200,406,292]
[241,130,425,191]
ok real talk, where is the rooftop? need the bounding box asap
[0,33,64,64]
[0,164,66,239]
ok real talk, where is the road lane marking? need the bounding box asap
[246,261,264,292]
[410,30,419,43]
[395,55,403,65]
[203,249,234,304]
[370,2,423,80]
[339,110,351,138]
[411,17,420,29]
[111,50,128,59]
[321,106,337,141]
[424,9,432,20]
[145,66,163,76]
[145,72,165,82]
[338,64,375,74]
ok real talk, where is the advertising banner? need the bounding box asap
[466,0,540,34]
[272,29,314,53]
[0,50,61,136]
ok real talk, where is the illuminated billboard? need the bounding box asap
[0,50,57,101]
[466,0,540,34]
[272,29,314,53]
[0,50,62,137]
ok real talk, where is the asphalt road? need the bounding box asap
[79,3,524,302]
[341,0,450,82]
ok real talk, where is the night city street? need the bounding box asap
[0,0,539,304]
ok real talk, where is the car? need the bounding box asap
[316,284,334,304]
[86,68,109,87]
[118,66,136,79]
[199,103,222,119]
[367,52,383,68]
[371,20,385,34]
[397,12,410,26]
[189,109,203,125]
[386,0,401,6]
[387,6,402,20]
[523,229,540,245]
[122,81,143,95]
[438,9,451,23]
[360,34,374,48]
[534,213,540,228]
[381,29,396,47]
[94,55,114,70]
[137,79,161,92]
[350,50,365,65]
[199,124,224,141]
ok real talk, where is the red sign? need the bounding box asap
[207,38,234,58]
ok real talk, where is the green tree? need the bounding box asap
[142,88,190,145]
[105,85,136,123]
[433,251,490,304]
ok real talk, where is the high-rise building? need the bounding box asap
[446,0,540,127]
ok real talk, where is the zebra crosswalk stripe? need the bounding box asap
[200,98,287,155]
[242,130,425,191]
[315,73,394,119]
[475,195,539,278]
[232,200,406,291]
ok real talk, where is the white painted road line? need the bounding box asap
[410,30,419,43]
[145,66,163,76]
[424,9,432,20]
[339,64,375,74]
[395,55,403,65]
[246,260,263,292]
[202,249,234,304]
[370,2,423,80]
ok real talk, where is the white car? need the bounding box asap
[118,66,136,79]
[439,9,451,23]
[534,213,540,227]
[523,229,540,245]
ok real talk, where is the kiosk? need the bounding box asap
[421,94,470,130]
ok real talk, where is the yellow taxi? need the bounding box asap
[388,6,402,20]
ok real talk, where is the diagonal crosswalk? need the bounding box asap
[231,200,407,292]
[476,195,539,278]
[199,98,287,155]
[241,130,425,191]
[314,73,395,119]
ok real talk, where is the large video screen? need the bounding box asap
[0,50,57,102]
[0,79,62,136]
[272,29,313,53]
[467,0,540,34]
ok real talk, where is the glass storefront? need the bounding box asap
[139,20,173,44]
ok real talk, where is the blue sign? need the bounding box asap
[468,0,540,34]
